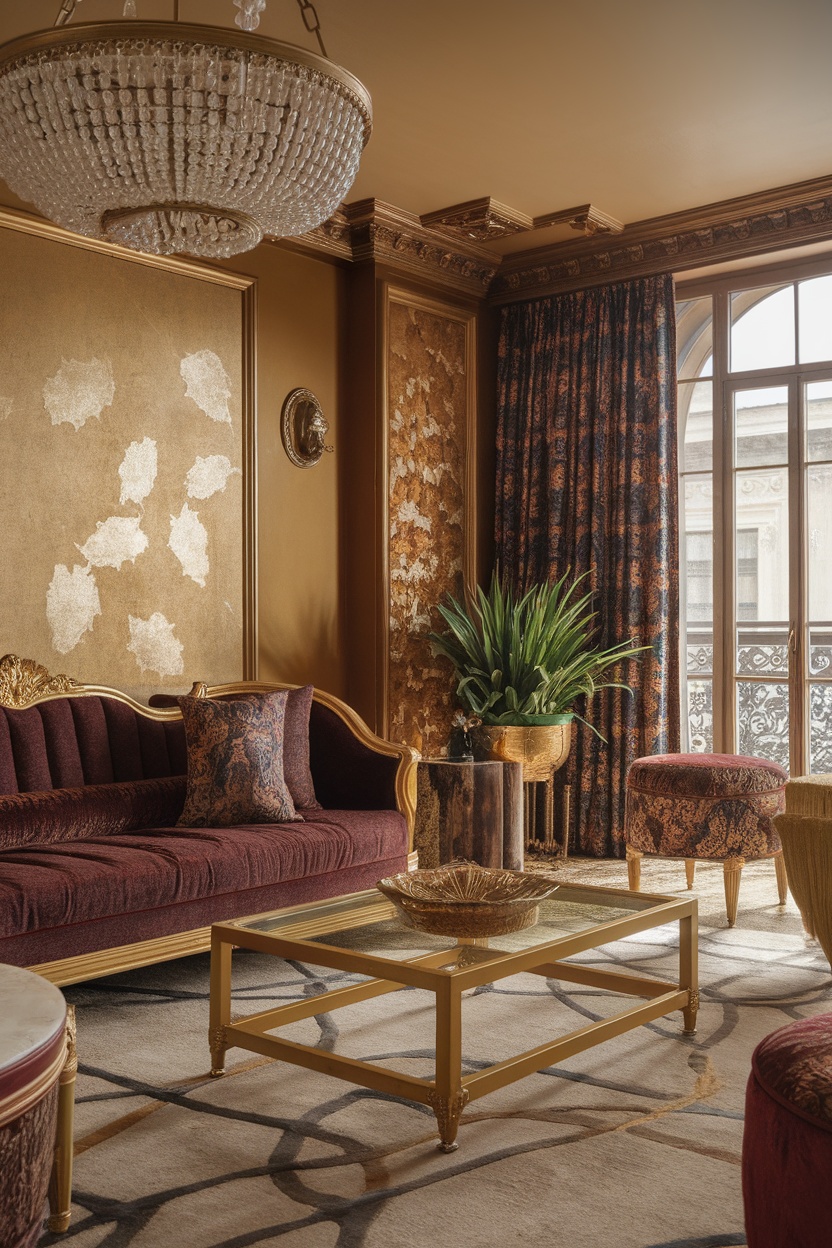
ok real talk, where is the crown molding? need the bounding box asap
[278,207,354,262]
[490,173,832,303]
[532,203,624,237]
[290,199,499,297]
[419,197,533,242]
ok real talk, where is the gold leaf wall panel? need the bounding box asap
[0,217,254,699]
[386,291,475,755]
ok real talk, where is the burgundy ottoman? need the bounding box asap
[743,1014,832,1247]
[625,753,787,926]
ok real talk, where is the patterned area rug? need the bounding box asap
[40,857,832,1248]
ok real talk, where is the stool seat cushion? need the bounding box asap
[627,753,787,798]
[751,1014,832,1133]
[625,753,786,861]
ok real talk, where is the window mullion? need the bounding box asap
[792,374,806,775]
[712,288,732,753]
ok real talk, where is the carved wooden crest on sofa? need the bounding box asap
[0,654,81,709]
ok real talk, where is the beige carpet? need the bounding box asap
[39,857,832,1248]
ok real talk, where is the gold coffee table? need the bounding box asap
[209,881,698,1152]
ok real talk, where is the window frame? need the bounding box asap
[677,250,832,773]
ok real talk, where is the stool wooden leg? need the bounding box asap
[774,851,788,905]
[684,859,696,890]
[626,846,642,891]
[47,1005,76,1233]
[723,856,745,928]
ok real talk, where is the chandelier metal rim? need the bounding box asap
[0,20,373,141]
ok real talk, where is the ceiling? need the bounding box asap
[3,0,832,259]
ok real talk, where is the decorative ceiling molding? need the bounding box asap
[273,175,832,303]
[281,207,354,262]
[289,199,499,296]
[532,203,624,237]
[419,197,533,242]
[491,173,832,303]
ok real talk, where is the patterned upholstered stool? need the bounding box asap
[742,1014,832,1247]
[625,753,788,927]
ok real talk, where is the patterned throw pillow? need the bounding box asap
[280,684,320,810]
[177,692,298,827]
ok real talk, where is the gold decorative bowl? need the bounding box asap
[376,862,559,938]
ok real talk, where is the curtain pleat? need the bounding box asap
[494,275,680,856]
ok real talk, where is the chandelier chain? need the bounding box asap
[295,0,328,59]
[54,0,81,27]
[55,0,329,54]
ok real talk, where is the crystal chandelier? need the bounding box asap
[0,1,372,259]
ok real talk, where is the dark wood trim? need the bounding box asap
[285,175,832,305]
[290,200,499,298]
[341,262,384,731]
[490,174,832,303]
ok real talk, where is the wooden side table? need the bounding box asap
[414,759,524,870]
[0,964,76,1244]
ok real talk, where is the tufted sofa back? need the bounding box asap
[0,698,187,795]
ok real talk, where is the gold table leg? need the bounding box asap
[427,1087,470,1154]
[431,978,466,1152]
[680,910,699,1036]
[47,1005,76,1234]
[209,935,232,1077]
[684,859,696,889]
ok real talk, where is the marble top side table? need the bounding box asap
[0,964,76,1245]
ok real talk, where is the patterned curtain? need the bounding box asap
[494,274,679,857]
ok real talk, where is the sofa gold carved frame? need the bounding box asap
[0,655,418,988]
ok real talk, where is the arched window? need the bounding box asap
[677,265,832,773]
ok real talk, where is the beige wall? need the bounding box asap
[218,243,347,697]
[0,190,348,698]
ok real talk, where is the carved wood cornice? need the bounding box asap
[490,173,832,303]
[285,207,354,262]
[532,204,624,237]
[420,197,533,242]
[288,199,499,296]
[345,200,500,295]
[237,174,832,301]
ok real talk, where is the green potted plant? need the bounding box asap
[428,570,646,780]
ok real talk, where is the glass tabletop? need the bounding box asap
[234,881,683,967]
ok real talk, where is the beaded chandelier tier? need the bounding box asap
[0,5,372,259]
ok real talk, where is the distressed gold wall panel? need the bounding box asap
[0,216,254,698]
[386,291,475,754]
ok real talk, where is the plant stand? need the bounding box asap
[525,778,571,859]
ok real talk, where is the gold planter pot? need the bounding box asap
[470,722,572,783]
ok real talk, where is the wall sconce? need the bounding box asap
[280,388,334,469]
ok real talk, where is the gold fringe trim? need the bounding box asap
[774,812,832,962]
[785,774,832,818]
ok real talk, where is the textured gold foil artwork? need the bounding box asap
[0,220,251,697]
[387,296,469,755]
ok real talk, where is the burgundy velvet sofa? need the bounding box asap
[0,655,417,987]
